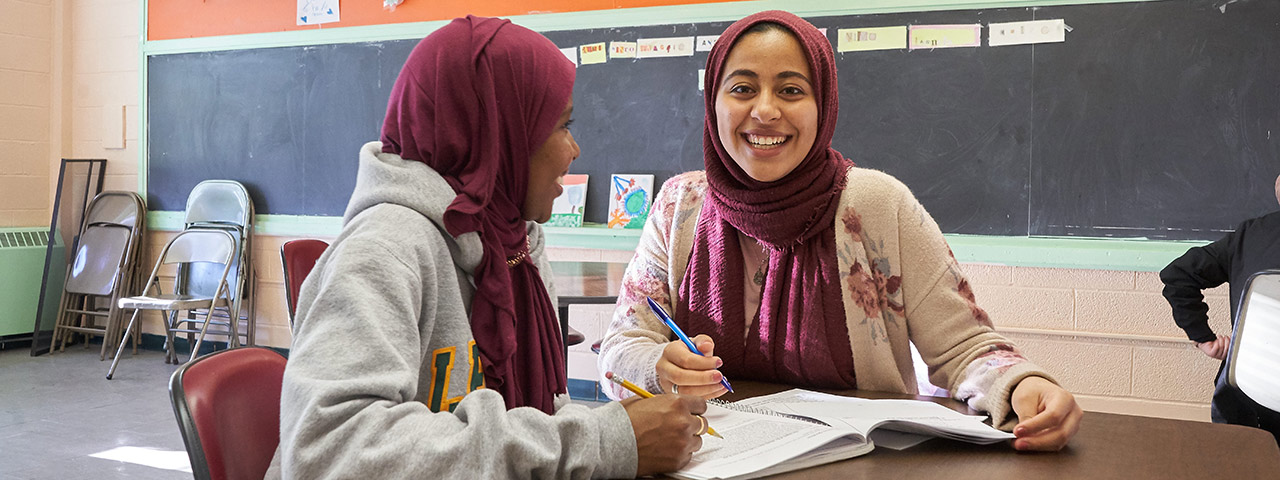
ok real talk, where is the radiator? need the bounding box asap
[0,227,66,337]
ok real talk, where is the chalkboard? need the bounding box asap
[147,0,1280,240]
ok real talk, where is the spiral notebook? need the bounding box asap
[671,389,1014,480]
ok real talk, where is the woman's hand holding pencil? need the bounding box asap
[609,371,715,476]
[607,371,722,438]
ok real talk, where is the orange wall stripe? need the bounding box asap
[148,0,734,41]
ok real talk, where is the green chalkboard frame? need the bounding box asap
[140,0,1207,272]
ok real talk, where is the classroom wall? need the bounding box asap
[55,0,1226,422]
[0,0,55,227]
[68,0,141,195]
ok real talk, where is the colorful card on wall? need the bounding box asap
[610,41,637,59]
[909,24,982,50]
[580,42,607,65]
[608,174,654,229]
[297,0,340,25]
[636,37,695,58]
[837,26,908,52]
[548,174,589,227]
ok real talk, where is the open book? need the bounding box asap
[671,389,1015,480]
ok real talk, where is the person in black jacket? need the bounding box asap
[1160,174,1280,442]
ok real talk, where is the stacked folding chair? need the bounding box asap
[109,229,238,379]
[49,191,147,360]
[169,180,257,354]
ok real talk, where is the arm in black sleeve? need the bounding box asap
[1159,233,1235,343]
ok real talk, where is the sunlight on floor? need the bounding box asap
[90,447,192,473]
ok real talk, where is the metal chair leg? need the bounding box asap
[106,309,143,380]
[187,308,220,364]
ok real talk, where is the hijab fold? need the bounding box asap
[381,15,574,413]
[677,11,858,388]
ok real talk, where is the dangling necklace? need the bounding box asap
[752,246,769,286]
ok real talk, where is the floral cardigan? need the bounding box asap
[596,167,1054,430]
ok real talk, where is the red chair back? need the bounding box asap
[280,239,328,323]
[170,347,286,480]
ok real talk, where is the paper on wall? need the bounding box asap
[908,24,982,49]
[610,41,637,59]
[988,19,1066,46]
[560,47,578,67]
[695,35,720,52]
[580,42,607,65]
[637,36,695,58]
[837,26,907,52]
[298,0,340,26]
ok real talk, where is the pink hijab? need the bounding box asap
[677,11,857,388]
[381,15,573,413]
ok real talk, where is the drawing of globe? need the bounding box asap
[624,189,648,215]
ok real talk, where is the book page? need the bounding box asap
[740,389,1014,444]
[670,403,872,480]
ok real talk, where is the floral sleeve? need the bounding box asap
[597,173,707,400]
[891,183,1053,431]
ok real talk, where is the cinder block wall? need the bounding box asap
[0,0,54,227]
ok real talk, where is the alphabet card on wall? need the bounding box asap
[608,174,654,229]
[548,174,589,227]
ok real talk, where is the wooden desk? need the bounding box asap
[717,381,1280,479]
[549,261,625,297]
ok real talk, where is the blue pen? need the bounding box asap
[646,297,734,393]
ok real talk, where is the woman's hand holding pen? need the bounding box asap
[657,334,730,399]
[621,394,708,476]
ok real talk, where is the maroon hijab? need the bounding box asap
[381,15,574,413]
[677,11,857,388]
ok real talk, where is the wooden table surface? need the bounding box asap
[548,262,1280,478]
[550,261,626,298]
[715,381,1280,479]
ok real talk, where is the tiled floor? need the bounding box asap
[0,342,610,479]
[0,345,191,479]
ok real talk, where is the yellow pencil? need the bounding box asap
[605,371,722,439]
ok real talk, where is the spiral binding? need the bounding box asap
[708,399,831,427]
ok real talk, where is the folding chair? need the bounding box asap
[1227,269,1280,412]
[170,347,285,480]
[107,229,237,379]
[49,191,146,360]
[280,239,328,326]
[175,180,257,349]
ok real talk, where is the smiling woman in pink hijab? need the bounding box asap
[600,10,1082,452]
[273,15,708,479]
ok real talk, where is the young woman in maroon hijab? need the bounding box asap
[599,10,1082,452]
[275,16,709,478]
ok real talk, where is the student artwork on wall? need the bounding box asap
[548,174,589,227]
[608,174,654,229]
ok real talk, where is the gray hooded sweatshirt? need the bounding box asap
[271,141,638,479]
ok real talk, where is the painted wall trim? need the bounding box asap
[140,0,1153,54]
[146,211,1203,271]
